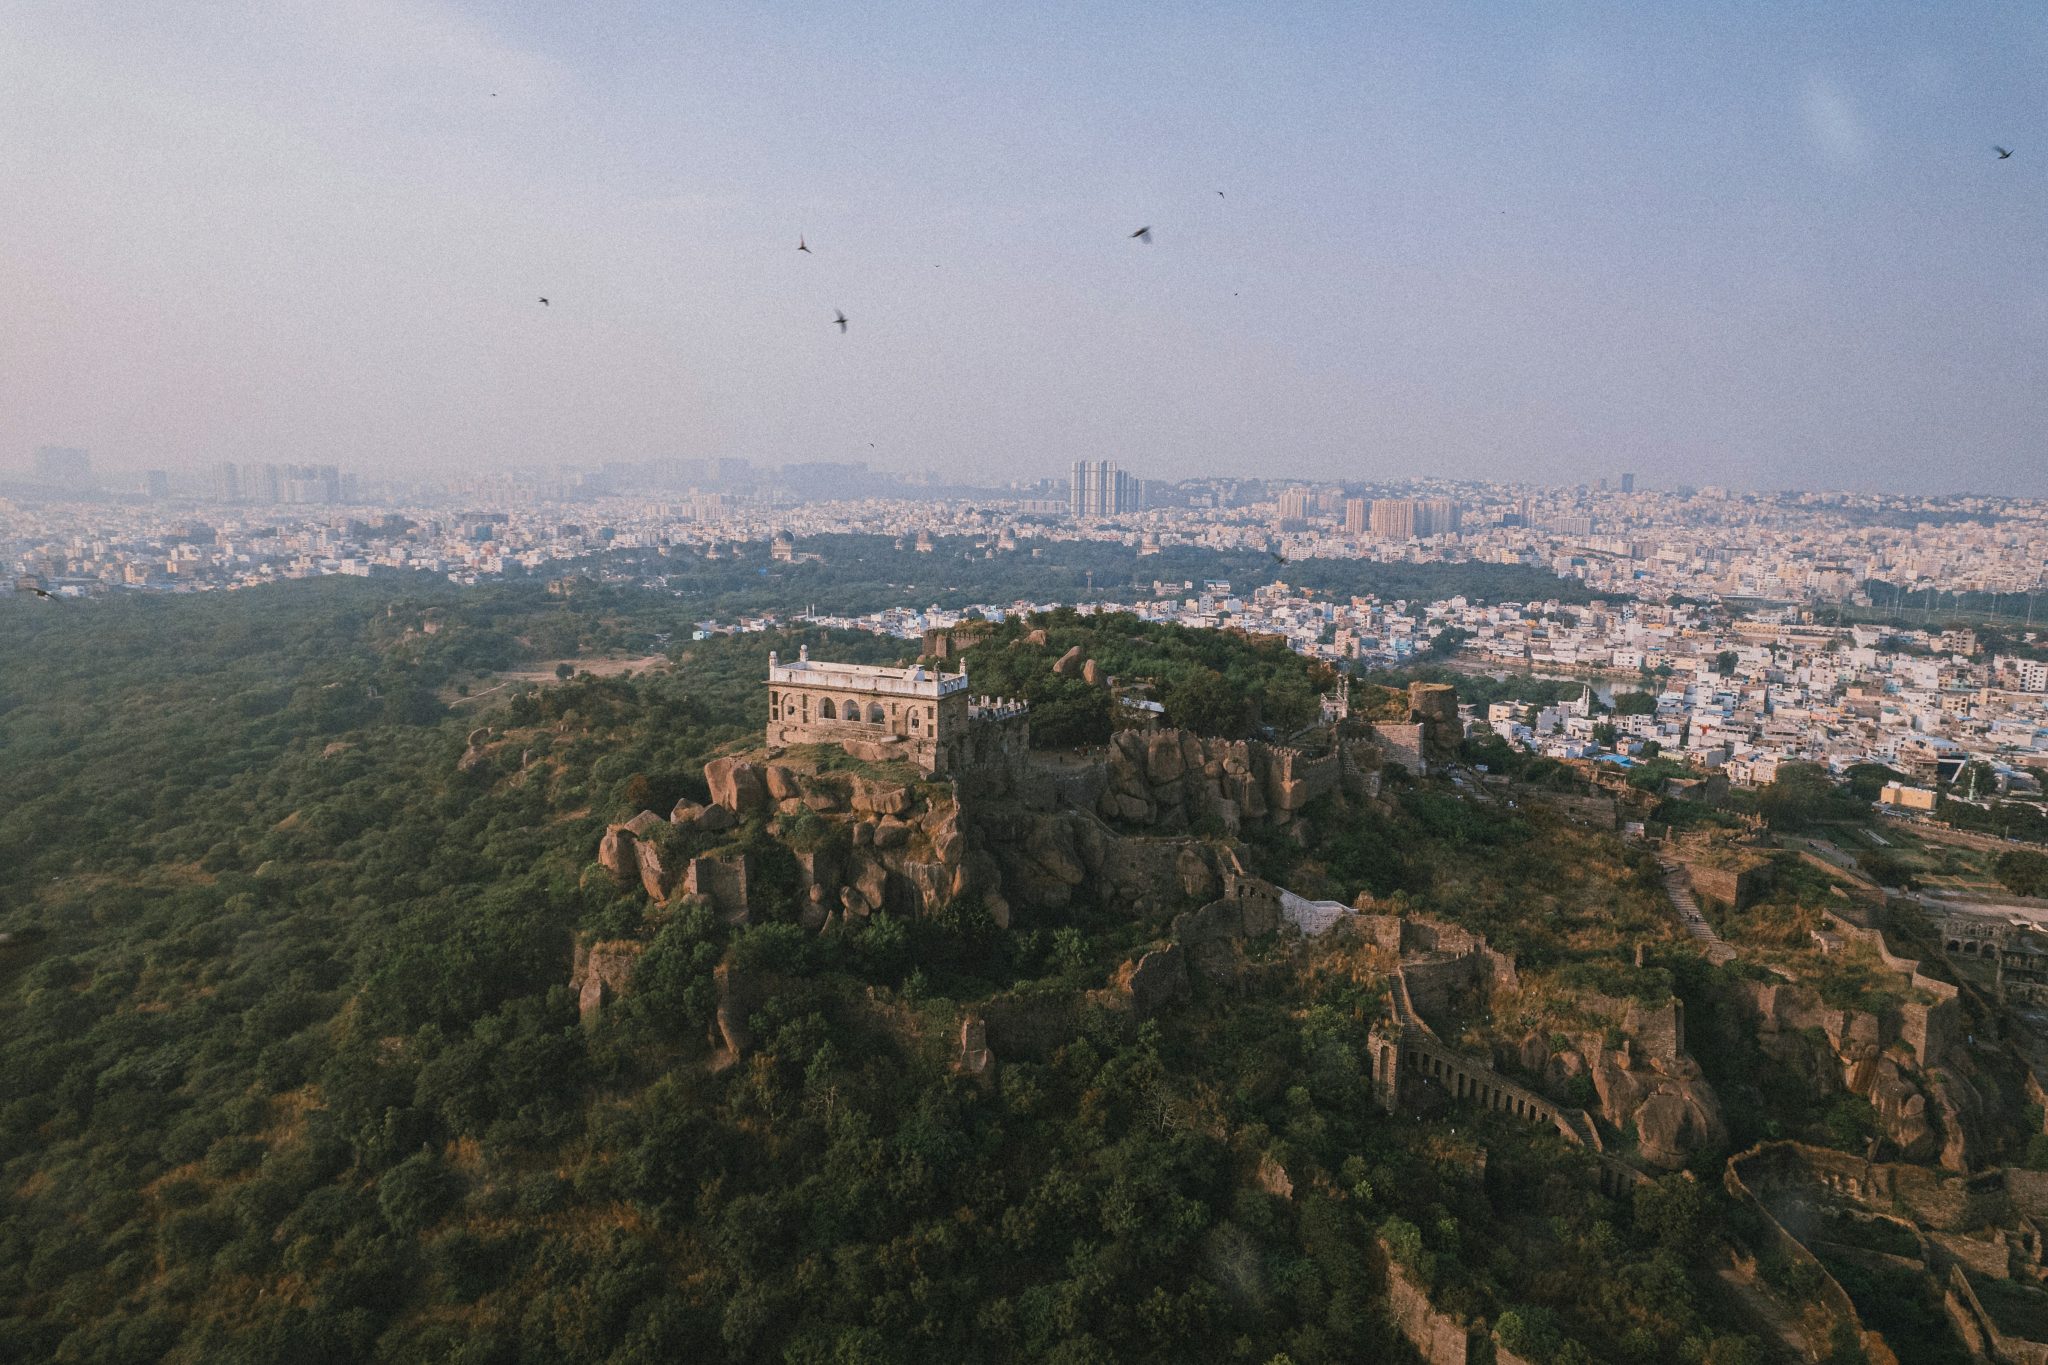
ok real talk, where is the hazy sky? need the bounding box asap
[3,2,2045,493]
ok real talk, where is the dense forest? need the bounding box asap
[3,581,1765,1362]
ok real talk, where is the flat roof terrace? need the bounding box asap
[768,649,969,698]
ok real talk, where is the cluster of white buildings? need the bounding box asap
[9,475,2048,791]
[761,579,2048,791]
[9,477,2048,607]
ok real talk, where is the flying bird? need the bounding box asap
[538,297,549,306]
[1217,190,1225,197]
[798,236,812,252]
[1130,226,1152,243]
[833,310,848,333]
[1996,146,2014,159]
[27,587,56,600]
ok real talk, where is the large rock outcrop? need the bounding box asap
[1515,999,1728,1170]
[954,1014,995,1088]
[596,810,667,893]
[1121,945,1190,1018]
[705,757,768,813]
[603,746,1256,943]
[1095,728,1384,834]
[571,939,643,1026]
[1734,977,1978,1169]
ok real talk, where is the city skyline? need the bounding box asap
[4,4,2046,493]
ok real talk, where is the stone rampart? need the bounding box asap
[1376,721,1427,774]
[1522,790,1618,830]
[1666,837,1772,910]
[1722,1143,1899,1365]
[1947,1265,2048,1365]
[682,855,749,919]
[1822,910,1961,1069]
[1381,1248,1472,1365]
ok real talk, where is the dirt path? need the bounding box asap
[499,654,671,682]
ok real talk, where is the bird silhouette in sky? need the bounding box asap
[833,310,848,333]
[27,586,56,600]
[1217,190,1225,197]
[798,236,812,253]
[1995,146,2013,159]
[1130,226,1152,243]
[538,297,549,306]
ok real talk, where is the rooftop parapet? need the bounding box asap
[768,645,970,698]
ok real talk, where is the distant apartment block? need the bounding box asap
[1368,498,1459,541]
[32,446,94,489]
[208,461,341,505]
[1069,459,1143,518]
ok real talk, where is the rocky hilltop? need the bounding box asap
[592,738,1236,951]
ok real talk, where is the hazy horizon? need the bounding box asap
[4,2,2046,494]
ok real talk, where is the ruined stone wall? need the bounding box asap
[1728,1142,1990,1234]
[1353,913,1404,952]
[1948,1265,2048,1365]
[1399,953,1485,1022]
[1626,998,1686,1063]
[1722,1144,1899,1364]
[1522,790,1618,830]
[1389,916,1519,1018]
[980,986,1080,1060]
[1408,682,1462,765]
[682,855,748,918]
[1821,910,1961,1069]
[1374,1025,1596,1151]
[1170,879,1283,991]
[1271,746,1341,812]
[1380,1247,1471,1365]
[1667,838,1772,910]
[952,707,1031,772]
[1376,721,1427,774]
[922,621,994,658]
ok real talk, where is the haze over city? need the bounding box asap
[5,2,2046,493]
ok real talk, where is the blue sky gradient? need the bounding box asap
[2,2,2043,490]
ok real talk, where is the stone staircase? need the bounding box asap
[1658,855,1736,964]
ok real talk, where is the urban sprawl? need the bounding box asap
[9,448,2048,805]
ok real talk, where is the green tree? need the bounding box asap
[1755,762,1835,831]
[1633,1174,1708,1259]
[1844,763,1905,804]
[1164,670,1253,738]
[1613,690,1658,716]
[1996,851,2048,898]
